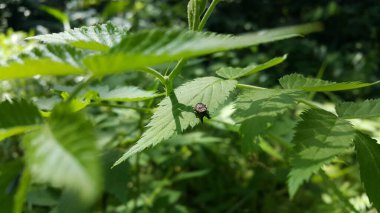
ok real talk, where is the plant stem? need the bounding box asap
[66,77,93,103]
[297,98,321,109]
[236,83,267,90]
[165,0,221,95]
[89,103,153,113]
[308,61,327,100]
[198,0,221,31]
[139,67,166,86]
[319,170,359,213]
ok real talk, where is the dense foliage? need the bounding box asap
[1,0,380,212]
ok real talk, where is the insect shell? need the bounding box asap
[193,103,211,123]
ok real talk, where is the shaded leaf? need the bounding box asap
[354,132,380,211]
[113,77,237,166]
[336,99,380,119]
[28,23,128,51]
[84,23,322,76]
[233,89,305,123]
[216,55,287,79]
[288,109,355,198]
[0,100,42,141]
[240,116,276,153]
[279,73,378,92]
[0,160,23,213]
[23,105,102,204]
[0,45,85,80]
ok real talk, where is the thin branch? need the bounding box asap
[237,83,267,90]
[66,77,93,103]
[89,103,153,113]
[198,0,221,31]
[139,67,166,86]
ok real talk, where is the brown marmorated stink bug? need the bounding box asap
[193,103,211,123]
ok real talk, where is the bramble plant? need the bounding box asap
[1,0,380,212]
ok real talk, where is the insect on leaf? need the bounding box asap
[113,77,237,167]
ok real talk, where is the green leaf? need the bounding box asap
[0,100,42,141]
[0,160,23,212]
[354,132,380,211]
[97,86,161,102]
[0,45,85,80]
[28,23,128,51]
[216,55,287,79]
[288,109,355,198]
[279,73,378,92]
[113,77,237,166]
[233,89,305,123]
[336,99,380,119]
[240,116,276,153]
[84,23,322,76]
[23,105,102,204]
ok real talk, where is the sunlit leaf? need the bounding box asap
[216,55,287,79]
[113,77,237,166]
[279,73,378,92]
[84,23,322,76]
[28,23,128,51]
[336,99,380,119]
[0,45,85,80]
[288,109,355,198]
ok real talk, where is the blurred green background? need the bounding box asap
[1,0,379,212]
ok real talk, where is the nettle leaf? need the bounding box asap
[0,100,42,141]
[0,45,85,80]
[354,132,380,211]
[23,105,102,204]
[336,99,380,119]
[288,109,355,198]
[279,73,378,92]
[28,23,128,51]
[216,55,287,79]
[97,86,161,102]
[84,23,322,76]
[113,77,237,166]
[233,89,305,123]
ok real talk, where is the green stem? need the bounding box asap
[139,67,166,85]
[319,170,359,213]
[297,98,321,109]
[237,83,267,90]
[198,0,221,31]
[165,0,221,95]
[66,77,93,103]
[89,103,153,113]
[308,61,327,100]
